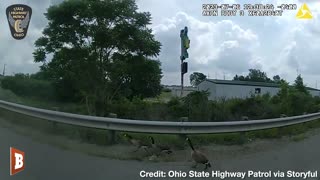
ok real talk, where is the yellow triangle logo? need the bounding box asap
[296,3,312,19]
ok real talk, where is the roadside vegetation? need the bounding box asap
[1,71,320,160]
[1,69,320,149]
[1,71,320,121]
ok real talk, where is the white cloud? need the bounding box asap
[147,0,320,87]
[152,12,260,84]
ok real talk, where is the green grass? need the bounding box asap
[0,86,87,114]
[144,91,173,103]
[291,134,307,142]
[2,79,320,161]
[19,97,88,114]
[0,86,22,103]
[1,107,320,161]
[1,86,320,149]
[1,105,320,149]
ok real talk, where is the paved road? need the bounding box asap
[0,125,319,180]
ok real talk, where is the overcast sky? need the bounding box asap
[1,0,320,87]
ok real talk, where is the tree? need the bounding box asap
[276,80,290,114]
[182,91,210,121]
[190,72,206,86]
[111,55,162,99]
[275,77,314,116]
[294,74,308,94]
[233,75,245,81]
[278,80,289,99]
[33,0,162,116]
[233,69,272,82]
[273,75,281,83]
[246,69,271,82]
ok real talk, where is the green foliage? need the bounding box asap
[162,88,171,93]
[183,91,211,121]
[294,74,308,94]
[108,97,170,121]
[167,97,187,119]
[273,75,281,83]
[233,75,246,81]
[0,86,21,103]
[246,69,271,82]
[226,94,278,120]
[108,84,319,122]
[33,0,162,116]
[250,128,281,139]
[190,72,206,86]
[234,69,272,82]
[2,74,319,123]
[30,71,51,81]
[233,69,284,84]
[111,56,162,99]
[272,76,317,116]
[1,74,55,100]
[109,97,148,119]
[210,99,232,121]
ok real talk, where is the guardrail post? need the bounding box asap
[239,116,249,144]
[279,114,287,136]
[51,107,60,129]
[108,130,116,144]
[239,131,247,144]
[178,117,189,143]
[108,113,118,144]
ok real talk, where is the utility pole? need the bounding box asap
[2,64,6,76]
[180,26,190,97]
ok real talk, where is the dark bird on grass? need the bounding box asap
[123,134,150,153]
[149,136,173,156]
[186,137,211,170]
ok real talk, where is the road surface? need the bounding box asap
[0,125,319,180]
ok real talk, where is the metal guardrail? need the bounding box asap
[0,100,320,134]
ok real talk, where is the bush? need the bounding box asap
[167,97,187,120]
[1,74,56,100]
[210,99,233,121]
[109,97,171,120]
[162,88,172,93]
[0,86,21,103]
[182,91,211,121]
[225,94,278,120]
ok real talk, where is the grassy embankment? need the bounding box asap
[1,87,320,160]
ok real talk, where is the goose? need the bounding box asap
[123,134,150,153]
[186,137,211,169]
[149,136,173,156]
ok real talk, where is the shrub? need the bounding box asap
[182,91,211,121]
[162,88,172,93]
[167,97,187,120]
[1,74,55,100]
